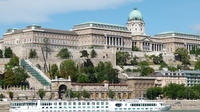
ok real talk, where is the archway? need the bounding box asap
[58,85,67,99]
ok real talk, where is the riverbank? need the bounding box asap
[163,100,200,110]
[0,100,200,111]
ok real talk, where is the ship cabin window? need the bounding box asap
[68,102,71,105]
[97,102,100,105]
[101,102,104,105]
[87,102,90,105]
[92,102,95,105]
[82,102,86,105]
[64,102,67,105]
[160,103,163,106]
[54,102,57,105]
[106,102,109,105]
[115,103,122,107]
[59,102,62,105]
[78,102,81,105]
[73,102,76,105]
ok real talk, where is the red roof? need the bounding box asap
[71,83,128,86]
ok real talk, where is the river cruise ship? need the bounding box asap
[10,99,171,112]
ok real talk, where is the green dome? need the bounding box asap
[128,8,143,21]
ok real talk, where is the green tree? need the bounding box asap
[95,62,119,83]
[0,49,3,58]
[159,62,168,70]
[108,90,115,99]
[140,67,154,76]
[163,83,185,99]
[82,90,90,99]
[36,64,41,70]
[130,56,138,65]
[168,66,177,72]
[57,48,71,59]
[190,46,196,55]
[90,49,97,58]
[13,67,29,85]
[195,59,200,70]
[5,56,19,70]
[151,54,163,65]
[132,46,140,51]
[0,94,4,101]
[146,87,162,100]
[60,60,78,82]
[29,49,37,58]
[8,92,13,100]
[174,48,190,66]
[80,50,89,58]
[138,61,154,76]
[74,92,81,99]
[4,47,13,58]
[50,64,59,79]
[65,89,75,98]
[116,51,130,66]
[37,89,46,100]
[4,70,15,86]
[77,74,89,83]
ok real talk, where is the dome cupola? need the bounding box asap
[128,8,143,21]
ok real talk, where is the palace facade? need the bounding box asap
[2,8,200,54]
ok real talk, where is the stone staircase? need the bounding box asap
[21,59,51,89]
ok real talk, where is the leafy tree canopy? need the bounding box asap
[132,46,140,51]
[0,49,3,58]
[195,59,200,70]
[130,55,138,66]
[37,89,46,100]
[90,49,97,58]
[57,48,71,59]
[4,47,13,58]
[82,90,90,98]
[146,87,162,100]
[5,56,19,70]
[80,50,89,58]
[50,64,59,79]
[174,48,190,66]
[29,49,37,58]
[108,90,115,99]
[60,60,78,82]
[116,51,130,66]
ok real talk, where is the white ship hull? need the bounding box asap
[10,99,171,112]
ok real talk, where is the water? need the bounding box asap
[168,110,200,112]
[1,110,199,112]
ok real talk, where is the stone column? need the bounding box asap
[106,36,108,45]
[109,37,111,45]
[118,38,120,46]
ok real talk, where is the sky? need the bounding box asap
[0,0,200,37]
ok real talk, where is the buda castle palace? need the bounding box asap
[2,8,200,57]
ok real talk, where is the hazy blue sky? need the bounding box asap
[0,0,200,37]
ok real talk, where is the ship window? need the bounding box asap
[115,103,122,107]
[78,102,81,105]
[59,102,62,105]
[54,103,57,105]
[101,102,104,105]
[87,102,90,105]
[64,102,67,105]
[97,102,100,105]
[68,102,71,105]
[106,102,108,105]
[73,102,76,105]
[92,102,95,105]
[82,102,86,105]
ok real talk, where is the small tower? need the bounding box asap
[127,8,145,35]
